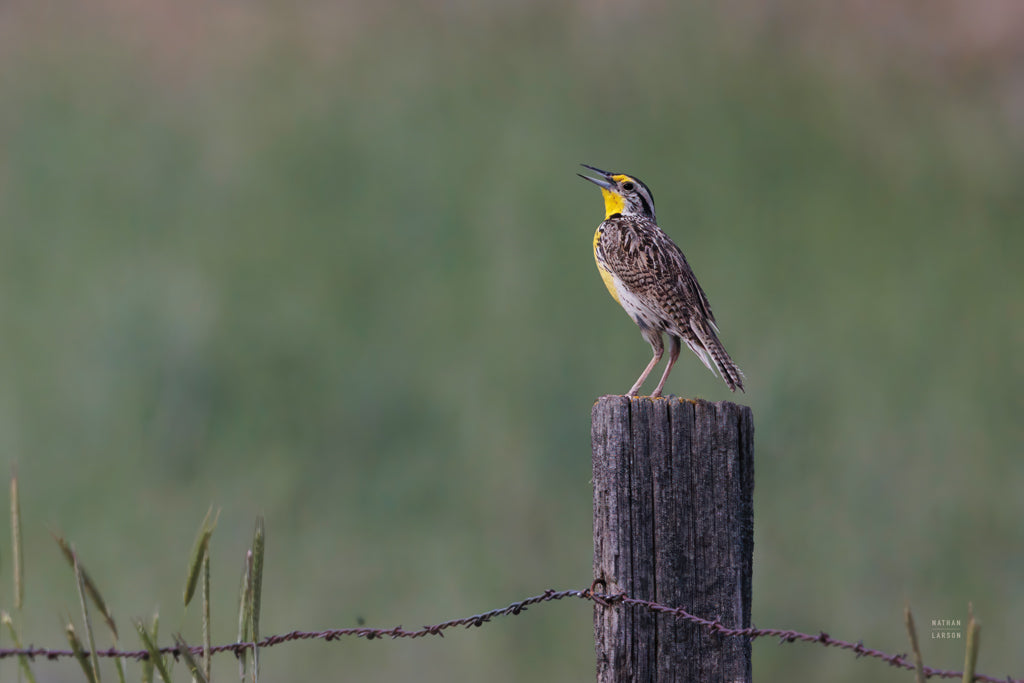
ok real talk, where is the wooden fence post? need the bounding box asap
[592,396,754,682]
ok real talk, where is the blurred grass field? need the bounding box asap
[0,1,1022,681]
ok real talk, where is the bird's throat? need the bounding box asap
[601,189,625,219]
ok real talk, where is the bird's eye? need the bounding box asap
[622,181,635,191]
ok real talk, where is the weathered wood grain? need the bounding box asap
[592,396,754,683]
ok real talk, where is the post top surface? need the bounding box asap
[593,395,750,411]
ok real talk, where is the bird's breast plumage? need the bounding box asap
[593,226,621,305]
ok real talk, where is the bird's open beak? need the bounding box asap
[578,163,616,190]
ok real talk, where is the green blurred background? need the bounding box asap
[1,1,1021,680]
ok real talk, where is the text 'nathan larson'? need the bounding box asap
[930,619,962,639]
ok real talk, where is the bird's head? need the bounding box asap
[578,164,656,222]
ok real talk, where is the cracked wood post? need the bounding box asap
[592,396,754,683]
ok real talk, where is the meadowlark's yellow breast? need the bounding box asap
[594,227,621,305]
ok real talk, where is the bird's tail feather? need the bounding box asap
[689,322,745,392]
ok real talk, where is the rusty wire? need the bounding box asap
[0,587,1016,682]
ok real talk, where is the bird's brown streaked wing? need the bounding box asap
[600,216,718,330]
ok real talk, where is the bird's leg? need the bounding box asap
[627,332,664,397]
[651,335,681,398]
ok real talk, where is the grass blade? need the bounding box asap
[250,516,265,683]
[237,549,253,681]
[66,619,99,683]
[173,633,209,683]
[963,604,980,683]
[140,613,159,683]
[2,610,38,683]
[203,552,212,682]
[111,652,126,683]
[73,547,102,683]
[184,506,219,607]
[11,471,23,610]
[134,617,173,683]
[904,603,925,683]
[109,621,127,683]
[54,534,118,638]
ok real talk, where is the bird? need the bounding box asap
[579,164,744,397]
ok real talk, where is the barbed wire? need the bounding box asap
[602,591,1015,683]
[0,587,1017,682]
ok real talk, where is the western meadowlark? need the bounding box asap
[579,164,745,396]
